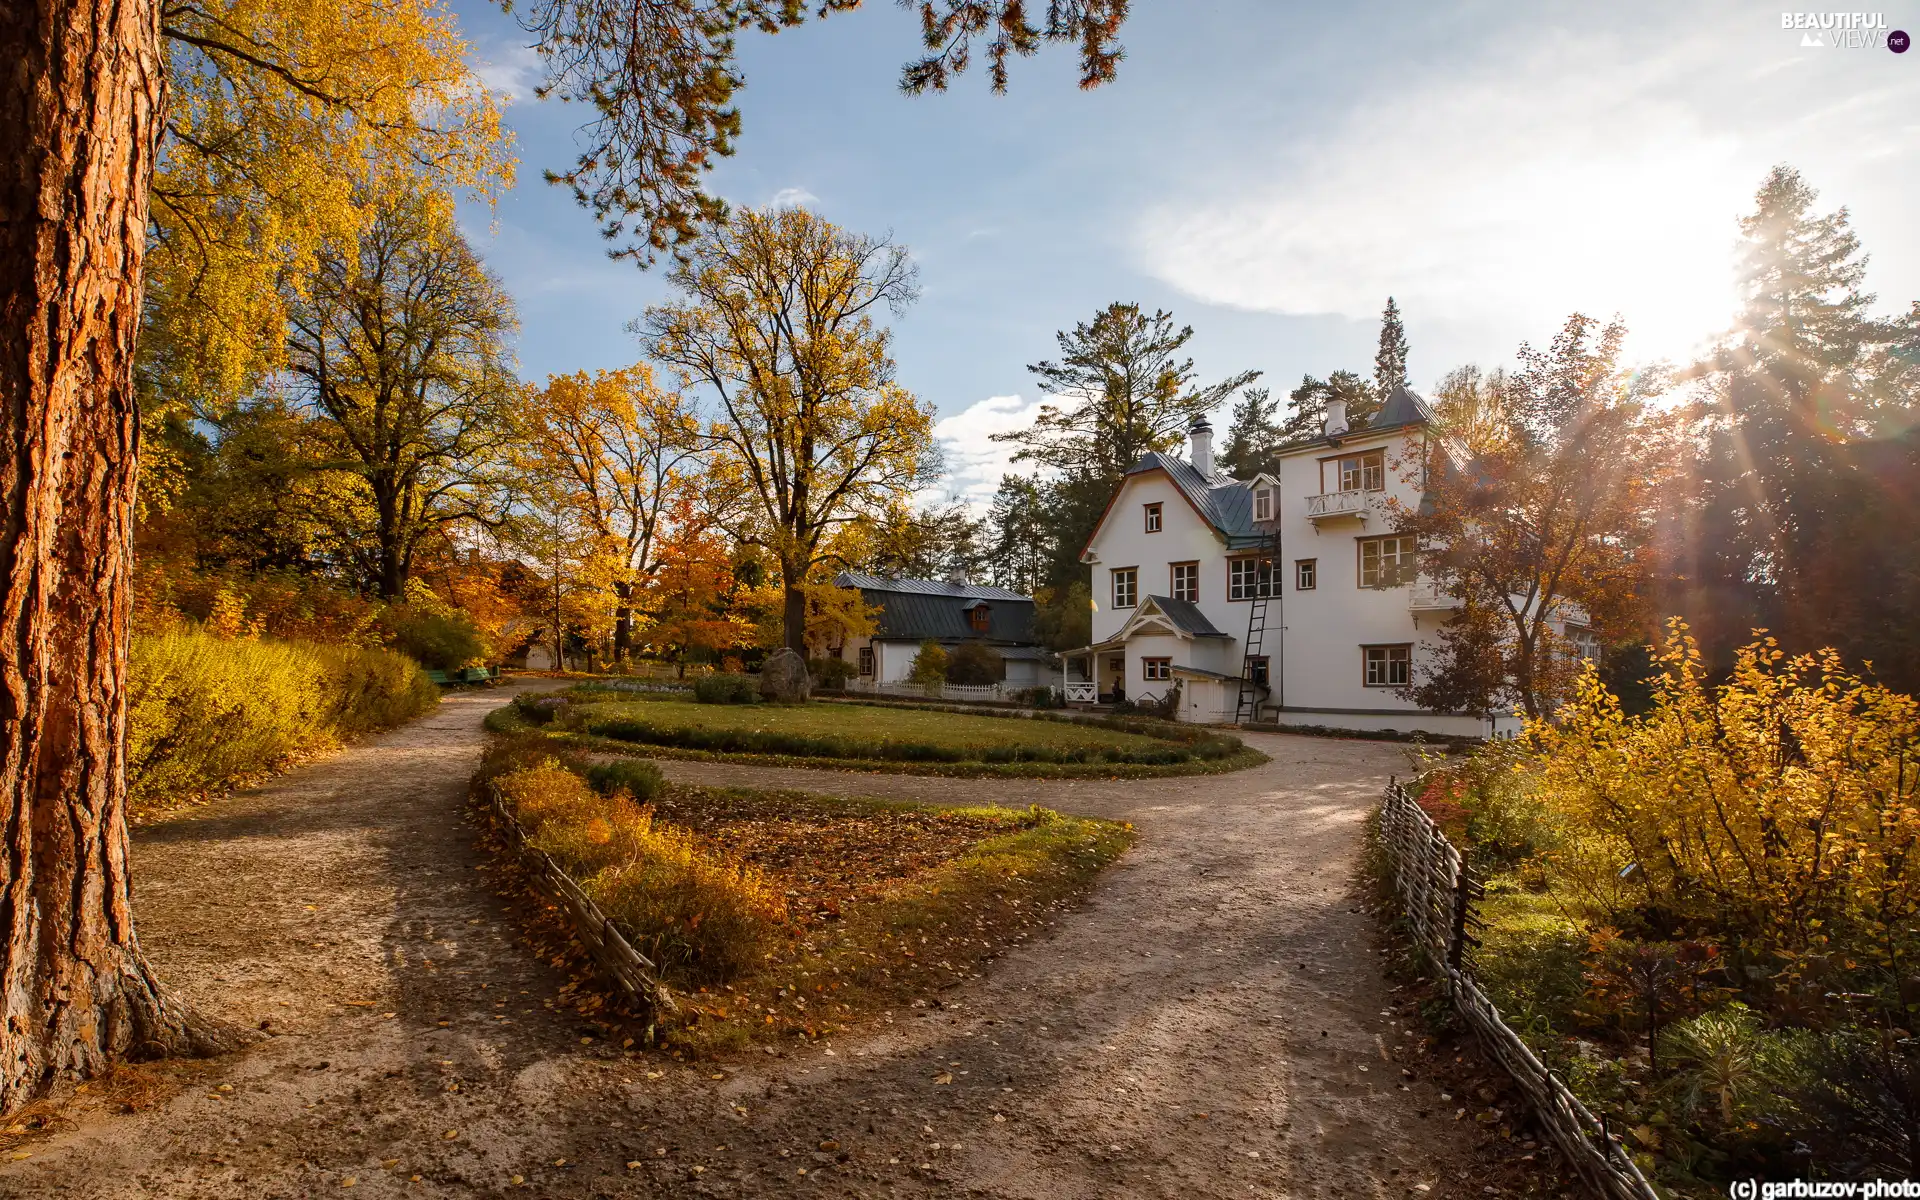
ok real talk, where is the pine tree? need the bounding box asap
[1278,370,1381,441]
[1686,168,1880,668]
[991,302,1259,483]
[1374,296,1410,398]
[1217,387,1281,478]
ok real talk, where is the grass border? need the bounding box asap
[494,709,1266,779]
[534,689,1272,779]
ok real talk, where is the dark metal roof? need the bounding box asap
[1143,595,1231,639]
[1124,451,1273,551]
[1373,383,1436,431]
[1269,383,1436,455]
[840,580,1038,645]
[834,571,1028,601]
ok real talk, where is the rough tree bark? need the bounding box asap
[0,0,229,1112]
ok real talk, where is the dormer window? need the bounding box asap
[968,604,990,633]
[1253,487,1274,522]
[1144,503,1163,533]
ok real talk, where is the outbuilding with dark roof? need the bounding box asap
[831,572,1053,690]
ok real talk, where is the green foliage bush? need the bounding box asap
[944,640,1004,686]
[692,673,759,705]
[807,656,857,690]
[382,603,488,670]
[127,629,437,811]
[511,692,569,724]
[583,758,664,804]
[1012,685,1064,709]
[907,640,948,686]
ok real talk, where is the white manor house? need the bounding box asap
[1062,386,1586,738]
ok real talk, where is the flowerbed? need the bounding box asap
[474,733,1134,1052]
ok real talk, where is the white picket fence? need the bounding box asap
[844,679,1057,704]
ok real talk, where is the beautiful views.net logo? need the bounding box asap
[1780,11,1909,50]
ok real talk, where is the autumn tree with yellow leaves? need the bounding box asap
[519,367,701,660]
[640,207,937,656]
[638,492,755,673]
[1393,316,1667,721]
[1528,623,1920,1025]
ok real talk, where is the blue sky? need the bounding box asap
[452,0,1920,504]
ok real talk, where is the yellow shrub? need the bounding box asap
[129,622,437,810]
[495,762,785,984]
[1526,621,1920,975]
[127,628,437,810]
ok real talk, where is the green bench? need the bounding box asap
[425,666,500,687]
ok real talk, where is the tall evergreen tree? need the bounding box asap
[1675,166,1920,688]
[991,302,1259,483]
[1374,296,1410,398]
[986,476,1052,595]
[1217,386,1282,478]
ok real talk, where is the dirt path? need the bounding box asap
[1,698,1475,1199]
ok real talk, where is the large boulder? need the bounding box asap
[758,648,812,704]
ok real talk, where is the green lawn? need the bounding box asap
[579,699,1176,755]
[512,695,1267,777]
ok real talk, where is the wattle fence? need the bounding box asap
[1378,778,1659,1200]
[484,784,678,1018]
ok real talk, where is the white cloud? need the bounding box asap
[931,393,1050,508]
[1134,23,1781,365]
[474,43,542,103]
[769,186,820,209]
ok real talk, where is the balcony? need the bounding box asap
[1408,579,1463,612]
[1305,489,1369,524]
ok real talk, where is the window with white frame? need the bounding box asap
[1247,655,1270,687]
[1228,556,1274,601]
[1253,486,1274,522]
[1295,558,1317,590]
[1567,627,1601,662]
[1141,657,1171,681]
[1337,450,1386,492]
[1171,561,1199,602]
[1363,644,1411,687]
[858,646,875,676]
[1144,502,1163,533]
[1358,535,1418,588]
[1111,567,1137,609]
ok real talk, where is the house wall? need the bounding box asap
[1113,630,1185,702]
[1087,472,1247,647]
[1270,426,1450,724]
[1079,425,1558,735]
[1272,708,1489,738]
[849,635,1050,689]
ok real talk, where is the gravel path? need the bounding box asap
[1,693,1475,1199]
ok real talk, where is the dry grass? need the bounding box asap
[494,761,785,985]
[475,737,1133,1057]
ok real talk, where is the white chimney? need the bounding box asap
[1188,415,1214,476]
[1324,396,1349,437]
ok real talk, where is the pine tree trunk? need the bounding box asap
[0,0,230,1113]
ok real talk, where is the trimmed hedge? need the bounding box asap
[127,629,437,812]
[692,673,758,705]
[584,758,665,804]
[579,710,1241,766]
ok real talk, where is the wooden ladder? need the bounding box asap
[1234,532,1281,724]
